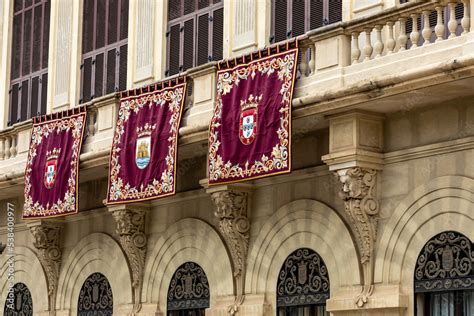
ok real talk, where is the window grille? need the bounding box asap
[77,272,113,315]
[3,283,33,316]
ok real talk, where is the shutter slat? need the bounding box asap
[310,0,324,30]
[198,0,210,10]
[11,15,22,79]
[96,0,106,49]
[328,0,342,24]
[31,77,39,117]
[168,0,182,21]
[168,24,181,75]
[119,44,128,91]
[184,0,196,16]
[10,84,20,125]
[183,19,195,71]
[83,0,95,53]
[197,14,209,65]
[212,7,223,61]
[42,0,50,68]
[40,73,47,115]
[108,0,119,44]
[32,5,42,72]
[94,53,104,98]
[274,0,287,43]
[292,0,306,37]
[106,49,116,94]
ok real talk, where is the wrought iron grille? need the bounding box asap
[3,282,33,316]
[77,272,113,315]
[277,248,330,307]
[414,231,474,293]
[167,262,210,311]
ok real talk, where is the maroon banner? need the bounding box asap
[208,47,298,185]
[106,81,187,204]
[23,108,87,219]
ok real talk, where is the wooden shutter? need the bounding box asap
[168,0,182,21]
[168,23,181,75]
[183,19,195,71]
[9,85,19,125]
[328,0,342,24]
[310,0,324,30]
[119,44,128,91]
[22,9,32,76]
[41,74,48,115]
[120,0,129,40]
[96,0,106,49]
[83,0,94,53]
[197,13,209,66]
[273,0,288,43]
[20,80,29,121]
[212,7,223,61]
[292,0,306,37]
[106,49,117,94]
[82,57,93,102]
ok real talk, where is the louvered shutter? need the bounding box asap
[94,53,104,98]
[199,0,210,9]
[30,77,39,117]
[168,0,181,20]
[168,24,181,75]
[183,19,195,71]
[292,0,306,37]
[184,0,196,15]
[212,7,224,61]
[197,13,209,65]
[32,5,42,72]
[11,15,22,80]
[83,0,94,53]
[120,0,129,40]
[328,0,342,24]
[22,10,32,76]
[82,57,93,102]
[42,0,50,69]
[96,0,106,49]
[108,0,119,44]
[273,0,288,43]
[119,44,128,91]
[10,85,19,125]
[310,0,324,30]
[40,74,48,115]
[20,80,29,121]
[106,49,117,94]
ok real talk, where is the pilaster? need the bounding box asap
[108,202,149,314]
[204,182,253,315]
[27,219,63,314]
[322,111,384,308]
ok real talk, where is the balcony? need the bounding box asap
[0,0,473,200]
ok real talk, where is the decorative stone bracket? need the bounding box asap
[27,219,63,313]
[204,182,253,315]
[108,203,148,314]
[322,110,384,307]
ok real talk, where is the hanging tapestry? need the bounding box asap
[23,107,87,219]
[106,79,187,204]
[208,44,298,185]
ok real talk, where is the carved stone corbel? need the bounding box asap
[28,220,63,314]
[205,183,253,315]
[336,167,379,307]
[108,204,148,314]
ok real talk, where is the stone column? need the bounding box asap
[27,219,63,314]
[322,111,384,308]
[205,182,253,315]
[108,203,149,314]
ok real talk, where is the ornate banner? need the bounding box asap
[23,108,87,219]
[106,79,187,204]
[208,45,298,185]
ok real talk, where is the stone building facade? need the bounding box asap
[0,0,473,315]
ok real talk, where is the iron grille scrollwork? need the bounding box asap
[77,272,113,315]
[277,248,330,307]
[167,262,210,311]
[3,283,33,316]
[414,231,474,293]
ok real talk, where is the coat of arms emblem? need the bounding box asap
[44,148,60,189]
[135,123,156,169]
[239,94,262,145]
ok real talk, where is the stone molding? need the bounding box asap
[27,219,63,312]
[205,182,253,315]
[108,203,149,314]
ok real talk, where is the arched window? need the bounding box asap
[167,262,210,316]
[277,248,330,316]
[77,272,113,316]
[414,231,474,315]
[3,282,33,315]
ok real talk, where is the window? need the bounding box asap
[414,231,474,316]
[9,0,50,126]
[277,248,330,316]
[167,262,210,316]
[271,0,342,44]
[166,0,224,76]
[3,282,33,315]
[80,0,129,103]
[77,272,113,315]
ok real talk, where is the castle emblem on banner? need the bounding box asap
[44,148,61,189]
[135,123,156,169]
[239,94,262,145]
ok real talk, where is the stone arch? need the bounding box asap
[245,199,360,311]
[374,176,474,315]
[0,246,49,314]
[55,232,133,314]
[142,218,233,313]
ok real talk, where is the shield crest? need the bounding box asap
[44,159,57,189]
[239,107,258,145]
[136,136,151,169]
